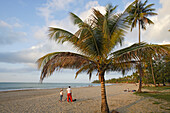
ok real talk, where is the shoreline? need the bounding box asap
[0,83,169,113]
[0,83,115,93]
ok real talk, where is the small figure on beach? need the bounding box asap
[59,89,63,102]
[66,86,73,102]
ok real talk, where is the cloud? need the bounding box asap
[0,20,27,45]
[85,1,99,9]
[32,26,48,39]
[80,3,106,21]
[0,66,37,73]
[0,39,77,64]
[141,0,170,44]
[37,0,75,23]
[47,16,78,35]
[0,51,36,64]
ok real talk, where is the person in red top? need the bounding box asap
[66,86,73,102]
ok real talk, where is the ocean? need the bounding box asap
[0,82,104,91]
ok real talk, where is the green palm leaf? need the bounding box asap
[48,27,78,44]
[110,43,170,62]
[70,12,83,27]
[37,52,96,81]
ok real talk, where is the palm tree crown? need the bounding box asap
[38,4,130,81]
[127,0,157,31]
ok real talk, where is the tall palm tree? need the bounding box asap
[37,4,169,113]
[127,0,157,44]
[126,0,157,92]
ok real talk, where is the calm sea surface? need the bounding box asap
[0,82,110,91]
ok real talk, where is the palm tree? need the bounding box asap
[37,4,169,113]
[127,0,157,44]
[126,0,157,92]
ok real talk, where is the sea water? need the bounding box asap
[0,82,106,91]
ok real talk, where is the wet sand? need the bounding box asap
[0,83,169,113]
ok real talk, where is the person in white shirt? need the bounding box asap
[59,89,63,102]
[66,86,73,102]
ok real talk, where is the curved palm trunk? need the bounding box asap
[99,71,109,113]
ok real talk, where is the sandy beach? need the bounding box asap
[0,83,169,113]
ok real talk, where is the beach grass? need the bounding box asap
[142,86,170,91]
[153,101,162,104]
[134,86,170,102]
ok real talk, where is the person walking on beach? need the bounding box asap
[66,86,73,102]
[59,89,63,102]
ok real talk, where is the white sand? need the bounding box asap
[0,83,169,113]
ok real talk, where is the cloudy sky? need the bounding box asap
[0,0,169,83]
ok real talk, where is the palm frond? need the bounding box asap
[48,27,78,44]
[124,0,138,12]
[142,0,148,7]
[37,52,96,81]
[106,60,136,73]
[37,52,59,70]
[77,25,101,57]
[144,4,155,10]
[145,12,157,16]
[70,12,84,27]
[75,63,97,80]
[105,4,117,18]
[144,8,155,12]
[110,43,170,63]
[75,64,92,79]
[143,17,154,25]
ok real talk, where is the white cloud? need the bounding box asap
[48,17,78,33]
[0,20,12,28]
[0,39,76,64]
[0,20,27,45]
[80,5,106,21]
[32,26,48,39]
[37,0,75,23]
[0,66,36,73]
[85,1,99,9]
[141,0,170,44]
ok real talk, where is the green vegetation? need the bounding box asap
[93,55,170,87]
[143,86,170,91]
[153,101,161,104]
[92,80,100,83]
[135,92,170,102]
[134,86,170,102]
[92,75,138,83]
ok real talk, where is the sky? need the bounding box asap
[0,0,169,83]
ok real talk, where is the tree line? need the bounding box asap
[93,56,170,86]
